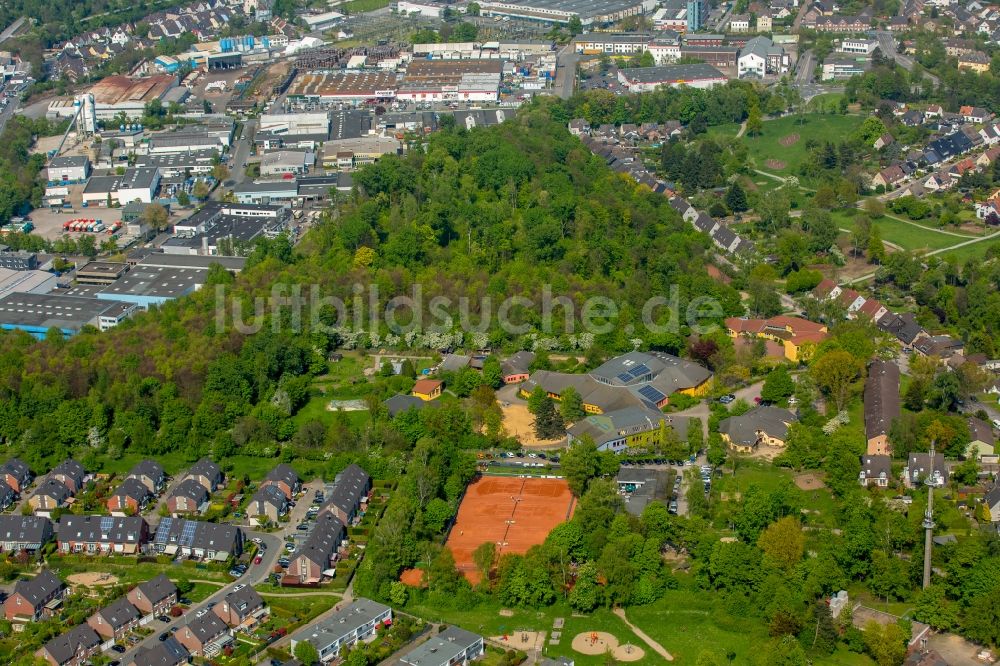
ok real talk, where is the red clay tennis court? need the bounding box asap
[447,476,576,583]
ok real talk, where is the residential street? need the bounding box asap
[115,527,282,666]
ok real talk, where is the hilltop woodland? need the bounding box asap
[0,99,742,475]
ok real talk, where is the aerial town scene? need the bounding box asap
[0,0,999,664]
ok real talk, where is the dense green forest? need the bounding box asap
[0,100,739,474]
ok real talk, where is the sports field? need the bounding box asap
[447,476,576,583]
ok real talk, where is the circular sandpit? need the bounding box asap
[614,643,646,662]
[68,572,119,587]
[572,631,619,656]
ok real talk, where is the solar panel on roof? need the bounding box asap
[100,516,115,531]
[638,385,666,403]
[155,517,173,542]
[629,364,650,377]
[617,372,633,383]
[180,520,198,546]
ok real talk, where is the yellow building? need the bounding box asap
[725,315,829,363]
[518,351,713,414]
[411,379,443,401]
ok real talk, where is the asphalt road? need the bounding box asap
[0,94,21,134]
[553,44,579,100]
[794,50,815,85]
[116,526,282,666]
[876,31,940,87]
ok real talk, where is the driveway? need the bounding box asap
[116,528,282,665]
[674,380,766,436]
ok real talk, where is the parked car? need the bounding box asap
[719,394,735,404]
[158,633,170,642]
[157,615,171,623]
[254,555,262,565]
[668,501,678,514]
[111,646,126,654]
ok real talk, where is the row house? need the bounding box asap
[175,612,232,657]
[151,518,244,561]
[860,455,892,488]
[50,459,86,493]
[88,596,142,640]
[290,599,392,662]
[260,463,301,500]
[0,515,54,552]
[36,624,101,666]
[318,464,371,527]
[57,515,149,555]
[182,458,223,492]
[167,479,210,516]
[248,484,289,526]
[4,570,67,625]
[127,574,178,616]
[29,479,73,515]
[108,477,154,515]
[214,585,267,632]
[1,457,32,494]
[288,513,346,585]
[130,636,189,666]
[126,460,166,494]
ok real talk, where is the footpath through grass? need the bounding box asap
[743,114,865,177]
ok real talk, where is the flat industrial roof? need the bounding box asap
[97,265,207,300]
[87,75,176,105]
[0,292,121,330]
[139,253,247,271]
[287,71,398,99]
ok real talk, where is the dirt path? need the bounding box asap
[752,169,816,192]
[257,591,344,598]
[878,211,978,238]
[734,120,747,139]
[613,608,674,661]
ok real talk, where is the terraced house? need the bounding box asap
[1,457,32,494]
[166,479,210,516]
[36,624,101,666]
[57,515,150,554]
[0,515,54,552]
[107,477,154,515]
[4,570,67,626]
[175,611,232,657]
[214,585,267,631]
[288,512,346,585]
[248,484,289,526]
[151,517,244,561]
[49,459,86,493]
[181,458,223,492]
[318,464,371,527]
[87,596,141,640]
[125,459,166,494]
[29,478,73,514]
[290,598,392,663]
[520,351,712,415]
[126,574,177,616]
[259,463,300,500]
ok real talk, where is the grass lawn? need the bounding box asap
[187,581,225,602]
[338,0,392,11]
[711,459,842,530]
[833,210,970,253]
[292,394,370,429]
[404,600,658,666]
[743,114,864,178]
[932,236,1000,262]
[267,595,341,626]
[224,454,286,481]
[47,554,232,586]
[629,584,875,665]
[708,122,742,139]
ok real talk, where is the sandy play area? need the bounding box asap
[571,632,645,661]
[499,403,564,447]
[68,572,120,586]
[491,631,546,653]
[795,473,826,491]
